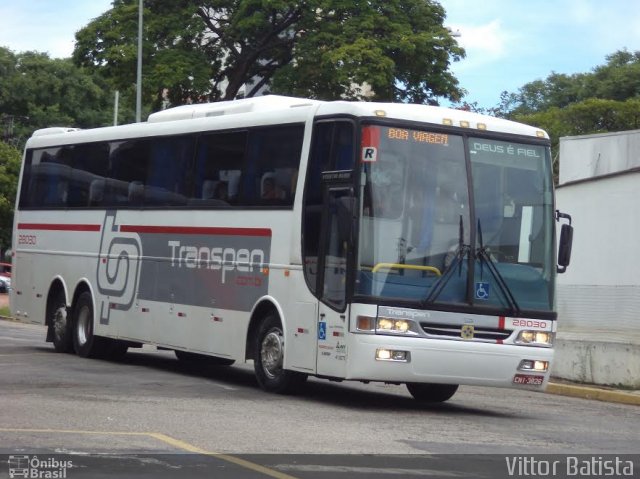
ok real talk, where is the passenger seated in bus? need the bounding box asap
[198,180,231,206]
[261,175,285,200]
[213,181,228,201]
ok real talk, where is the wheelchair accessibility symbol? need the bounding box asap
[475,282,490,300]
[318,321,327,340]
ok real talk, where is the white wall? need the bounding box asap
[559,129,640,184]
[556,172,640,333]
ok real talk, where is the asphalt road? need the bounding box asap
[0,319,638,478]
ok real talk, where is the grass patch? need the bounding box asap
[0,305,11,317]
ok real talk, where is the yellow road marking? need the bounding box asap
[0,428,145,436]
[147,432,297,479]
[0,428,298,479]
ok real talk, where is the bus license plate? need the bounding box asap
[513,374,544,386]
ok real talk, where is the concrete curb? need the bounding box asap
[547,382,640,406]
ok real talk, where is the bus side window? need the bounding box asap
[108,140,150,207]
[193,131,247,206]
[243,125,304,207]
[68,143,110,208]
[145,136,192,206]
[24,148,72,208]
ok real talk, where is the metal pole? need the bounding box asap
[136,0,143,122]
[113,90,120,126]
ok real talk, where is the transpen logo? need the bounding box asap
[96,211,141,324]
[168,240,265,284]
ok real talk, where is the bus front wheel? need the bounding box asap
[72,291,106,358]
[254,314,306,394]
[406,383,459,403]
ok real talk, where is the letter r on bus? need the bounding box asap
[362,147,377,162]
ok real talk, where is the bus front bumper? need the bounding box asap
[346,334,554,389]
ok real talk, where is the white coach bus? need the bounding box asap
[11,96,573,402]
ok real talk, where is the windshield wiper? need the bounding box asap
[475,220,521,316]
[422,215,469,306]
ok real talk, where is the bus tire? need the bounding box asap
[49,292,73,354]
[72,291,107,358]
[175,350,235,366]
[406,383,459,403]
[254,314,307,394]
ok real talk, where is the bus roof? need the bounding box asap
[27,95,548,148]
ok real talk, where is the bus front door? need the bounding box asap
[316,187,353,377]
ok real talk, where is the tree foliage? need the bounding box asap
[493,49,640,181]
[270,0,464,103]
[0,141,21,256]
[498,49,640,120]
[0,47,116,145]
[0,47,117,252]
[73,0,465,108]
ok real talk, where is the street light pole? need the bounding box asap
[136,0,143,122]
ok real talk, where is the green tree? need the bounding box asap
[498,49,640,118]
[494,49,640,183]
[587,50,640,101]
[270,0,464,103]
[0,47,117,145]
[512,98,640,183]
[73,0,464,108]
[0,141,21,256]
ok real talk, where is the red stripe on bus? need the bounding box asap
[17,223,101,232]
[498,316,505,330]
[119,225,272,237]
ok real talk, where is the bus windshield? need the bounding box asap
[356,125,555,314]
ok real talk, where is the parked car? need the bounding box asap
[0,262,11,277]
[0,262,11,293]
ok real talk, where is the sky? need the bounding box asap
[1,0,640,109]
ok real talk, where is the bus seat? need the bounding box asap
[88,179,105,206]
[202,180,217,199]
[128,181,144,206]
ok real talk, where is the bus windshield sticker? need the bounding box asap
[475,282,490,300]
[361,126,380,163]
[361,146,377,162]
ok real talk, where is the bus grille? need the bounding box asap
[420,323,513,341]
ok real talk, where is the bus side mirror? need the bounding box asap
[556,210,573,273]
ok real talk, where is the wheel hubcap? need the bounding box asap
[53,306,67,339]
[260,329,283,379]
[77,306,90,346]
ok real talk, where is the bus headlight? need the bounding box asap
[376,317,418,335]
[376,349,410,362]
[515,330,554,347]
[518,359,549,372]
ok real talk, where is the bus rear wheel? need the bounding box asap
[72,291,107,358]
[49,292,73,353]
[254,314,306,394]
[406,383,459,403]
